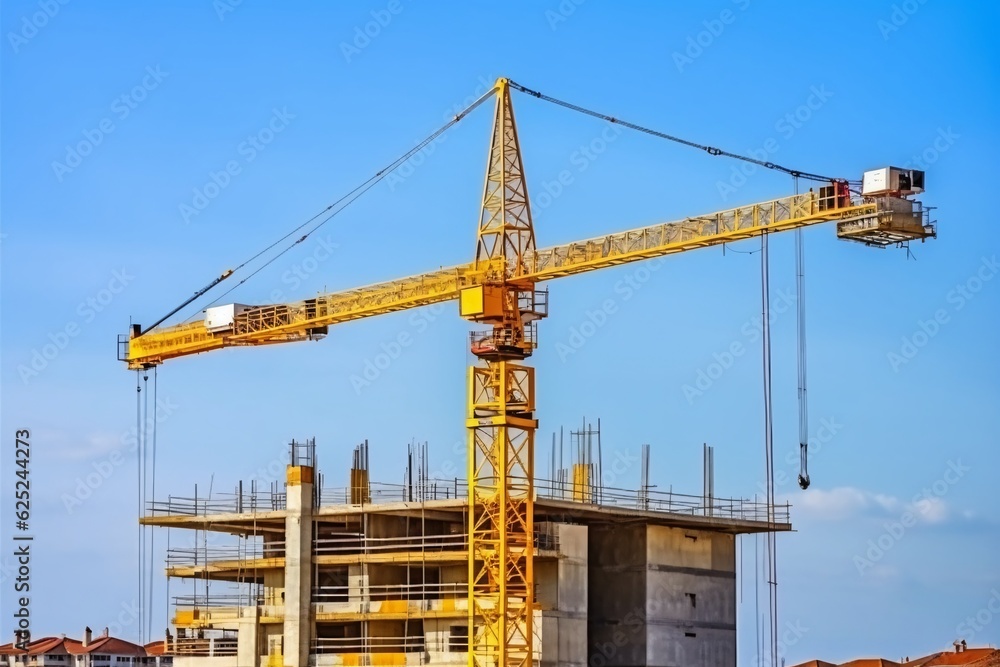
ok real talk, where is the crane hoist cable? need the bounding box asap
[760,219,779,666]
[507,79,850,186]
[795,176,811,490]
[147,365,159,640]
[134,371,144,643]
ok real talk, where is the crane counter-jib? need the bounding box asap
[122,189,932,369]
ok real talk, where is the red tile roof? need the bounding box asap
[793,650,1000,667]
[0,637,81,656]
[142,641,169,657]
[905,655,945,667]
[77,637,145,657]
[0,634,151,657]
[925,650,999,666]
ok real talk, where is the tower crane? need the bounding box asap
[119,78,936,667]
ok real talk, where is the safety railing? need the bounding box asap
[319,478,465,505]
[311,636,426,654]
[146,491,286,516]
[167,541,285,566]
[314,532,466,555]
[150,477,789,524]
[173,637,238,657]
[535,478,789,523]
[313,581,467,603]
[174,594,265,608]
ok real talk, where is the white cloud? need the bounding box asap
[39,429,129,462]
[788,486,954,525]
[792,486,870,521]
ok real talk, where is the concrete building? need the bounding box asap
[142,440,790,667]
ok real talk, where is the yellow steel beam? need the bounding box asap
[124,194,885,369]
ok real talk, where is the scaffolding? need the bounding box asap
[142,434,792,667]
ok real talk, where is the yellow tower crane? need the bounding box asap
[120,78,935,667]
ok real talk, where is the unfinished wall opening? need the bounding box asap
[448,626,468,653]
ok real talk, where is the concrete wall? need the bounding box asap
[366,514,408,539]
[263,570,283,606]
[589,523,647,667]
[587,524,737,667]
[423,618,467,665]
[539,523,588,667]
[645,526,736,667]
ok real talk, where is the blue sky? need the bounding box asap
[1,0,998,663]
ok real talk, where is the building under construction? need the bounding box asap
[125,77,932,667]
[142,437,790,667]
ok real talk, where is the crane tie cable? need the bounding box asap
[507,80,845,185]
[162,85,499,325]
[151,78,856,331]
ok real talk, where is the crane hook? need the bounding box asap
[798,442,810,489]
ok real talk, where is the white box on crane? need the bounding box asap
[204,303,250,332]
[862,167,925,196]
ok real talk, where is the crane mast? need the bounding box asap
[119,78,936,667]
[461,78,542,667]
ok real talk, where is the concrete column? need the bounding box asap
[283,465,314,667]
[348,564,367,603]
[237,610,260,667]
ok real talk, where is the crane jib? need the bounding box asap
[121,192,933,370]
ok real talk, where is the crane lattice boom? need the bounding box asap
[121,192,931,369]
